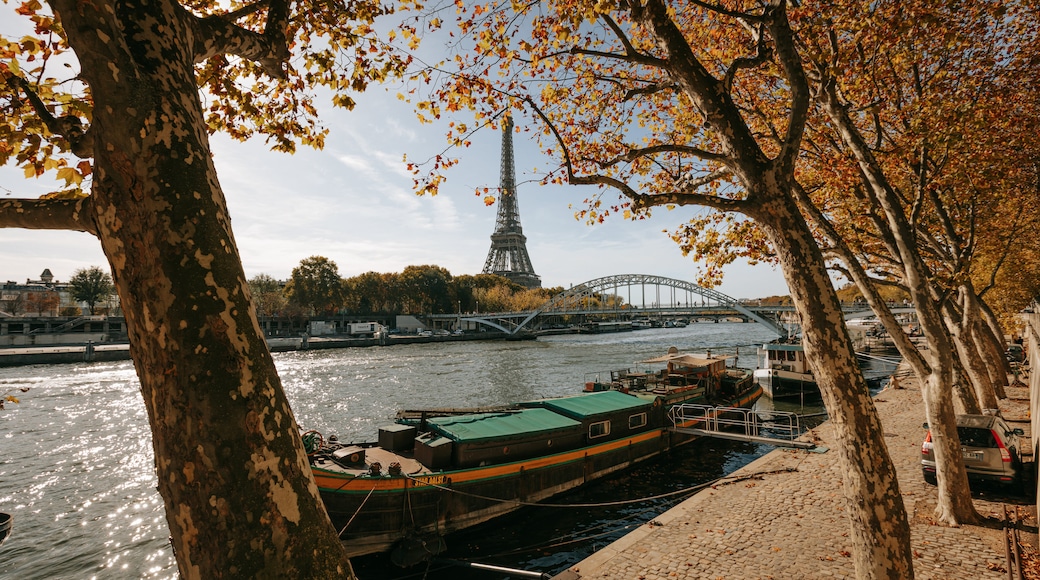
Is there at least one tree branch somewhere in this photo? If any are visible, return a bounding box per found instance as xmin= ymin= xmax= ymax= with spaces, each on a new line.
xmin=679 ymin=169 xmax=732 ymax=190
xmin=4 ymin=73 xmax=94 ymax=158
xmin=622 ymin=81 xmax=678 ymax=102
xmin=0 ymin=197 xmax=97 ymax=236
xmin=194 ymin=0 xmax=291 ymax=79
xmin=591 ymin=143 xmax=728 ymax=169
xmin=723 ymin=21 xmax=770 ymax=94
xmin=792 ymin=181 xmax=928 ymax=372
xmin=562 ymin=12 xmax=666 ymax=68
xmin=627 ymin=188 xmax=749 ymax=213
xmin=766 ymin=0 xmax=810 ymax=178
xmin=688 ymin=0 xmax=766 ymax=21
xmin=526 ymin=96 xmax=746 ymax=215
xmin=569 ymin=46 xmax=663 ymax=68
xmin=974 ymin=184 xmax=1026 ymax=297
xmin=629 ymin=0 xmax=768 ymax=184
xmin=599 ymin=12 xmax=662 ymax=66
xmin=217 ymin=0 xmax=270 ymax=22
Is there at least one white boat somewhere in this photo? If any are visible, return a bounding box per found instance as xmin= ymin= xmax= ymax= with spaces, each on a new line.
xmin=752 ymin=342 xmax=820 ymax=400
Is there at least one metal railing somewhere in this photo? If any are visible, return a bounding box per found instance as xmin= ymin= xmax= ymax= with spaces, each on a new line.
xmin=668 ymin=403 xmax=816 ymax=449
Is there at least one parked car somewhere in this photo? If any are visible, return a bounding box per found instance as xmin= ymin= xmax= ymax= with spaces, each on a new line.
xmin=1006 ymin=344 xmax=1025 ymax=363
xmin=921 ymin=414 xmax=1025 ymax=491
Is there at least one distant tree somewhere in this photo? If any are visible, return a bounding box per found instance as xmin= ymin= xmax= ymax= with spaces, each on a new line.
xmin=398 ymin=265 xmax=454 ymax=313
xmin=452 ymin=273 xmax=521 ymax=312
xmin=511 ymin=288 xmax=553 ymax=311
xmin=472 ymin=285 xmax=514 ymax=313
xmin=542 ymin=286 xmax=565 ymax=298
xmin=23 ymin=291 xmax=60 ymax=316
xmin=7 ymin=293 xmax=26 ymax=316
xmin=288 ymin=256 xmax=345 ymax=316
xmin=247 ymin=273 xmax=287 ymax=317
xmin=68 ymin=266 xmax=114 ymax=315
xmin=344 ymin=271 xmax=393 ymax=314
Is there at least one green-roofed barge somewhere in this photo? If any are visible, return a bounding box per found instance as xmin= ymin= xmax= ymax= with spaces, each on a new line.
xmin=306 ymin=348 xmax=761 ymax=566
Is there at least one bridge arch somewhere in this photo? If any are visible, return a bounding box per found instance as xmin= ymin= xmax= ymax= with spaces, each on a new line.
xmin=512 ymin=274 xmax=788 ymax=336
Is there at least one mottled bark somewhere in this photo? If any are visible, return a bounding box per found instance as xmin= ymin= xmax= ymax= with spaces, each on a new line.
xmin=753 ymin=193 xmax=913 ymax=579
xmin=42 ymin=0 xmax=354 ymax=576
xmin=952 ymin=368 xmax=982 ymax=415
xmin=0 ymin=197 xmax=97 ymax=234
xmin=942 ymin=295 xmax=999 ymax=410
xmin=972 ymin=311 xmax=1010 ymax=396
xmin=614 ymin=2 xmax=917 ymax=576
xmin=979 ymin=298 xmax=1009 ymax=354
xmin=819 ymin=81 xmax=979 ymax=525
xmin=791 ymin=182 xmax=928 ymax=374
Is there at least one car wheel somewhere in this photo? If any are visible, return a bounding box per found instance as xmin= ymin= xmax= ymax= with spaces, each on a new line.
xmin=923 ymin=470 xmax=937 ymax=485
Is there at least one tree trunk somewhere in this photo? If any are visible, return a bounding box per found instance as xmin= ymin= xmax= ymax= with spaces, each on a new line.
xmin=50 ymin=0 xmax=353 ymax=576
xmin=619 ymin=2 xmax=915 ymax=574
xmin=978 ymin=295 xmax=1009 ymax=350
xmin=978 ymin=299 xmax=1015 ymax=386
xmin=942 ymin=297 xmax=999 ymax=410
xmin=951 ymin=366 xmax=983 ymax=415
xmin=754 ymin=193 xmax=914 ymax=579
xmin=818 ymin=84 xmax=979 ymax=526
xmin=955 ymin=284 xmax=1005 ymax=396
xmin=960 ymin=288 xmax=1002 ymax=403
xmin=922 ymin=366 xmax=980 ymax=523
xmin=971 ymin=306 xmax=1010 ymax=396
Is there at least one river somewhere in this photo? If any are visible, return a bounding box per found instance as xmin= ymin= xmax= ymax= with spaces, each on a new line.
xmin=0 ymin=323 xmax=895 ymax=579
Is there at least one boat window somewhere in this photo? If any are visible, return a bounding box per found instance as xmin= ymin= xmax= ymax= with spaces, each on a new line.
xmin=787 ymin=351 xmax=796 ymax=361
xmin=628 ymin=413 xmax=647 ymax=429
xmin=589 ymin=421 xmax=610 ymax=439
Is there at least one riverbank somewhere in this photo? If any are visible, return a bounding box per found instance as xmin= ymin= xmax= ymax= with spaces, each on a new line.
xmin=554 ymin=370 xmax=1038 ymax=579
xmin=0 ymin=331 xmax=517 ymax=367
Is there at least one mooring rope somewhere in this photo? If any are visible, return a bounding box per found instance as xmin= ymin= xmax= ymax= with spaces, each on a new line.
xmin=474 ymin=466 xmax=805 ymax=558
xmin=338 ymin=484 xmax=377 ymax=537
xmin=402 ymin=466 xmax=799 ymax=509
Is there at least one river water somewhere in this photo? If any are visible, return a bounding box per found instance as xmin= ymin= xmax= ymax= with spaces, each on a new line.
xmin=0 ymin=323 xmax=894 ymax=579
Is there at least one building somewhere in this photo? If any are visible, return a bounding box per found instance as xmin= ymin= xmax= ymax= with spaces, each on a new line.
xmin=0 ymin=268 xmax=118 ymax=317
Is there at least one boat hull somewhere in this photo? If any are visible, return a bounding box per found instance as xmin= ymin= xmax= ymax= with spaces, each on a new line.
xmin=753 ymin=368 xmax=819 ymax=400
xmin=316 ymin=427 xmax=676 ymax=559
xmin=314 ymin=385 xmax=762 ymax=560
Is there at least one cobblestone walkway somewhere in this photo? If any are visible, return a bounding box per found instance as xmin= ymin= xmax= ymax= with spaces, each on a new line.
xmin=554 ymin=374 xmax=1036 ymax=580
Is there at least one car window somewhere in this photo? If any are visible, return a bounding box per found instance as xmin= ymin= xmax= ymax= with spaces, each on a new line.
xmin=958 ymin=427 xmax=997 ymax=448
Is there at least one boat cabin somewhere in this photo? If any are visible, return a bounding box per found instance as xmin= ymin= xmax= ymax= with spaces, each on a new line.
xmin=758 ymin=343 xmax=810 ymax=375
xmin=522 ymin=390 xmax=656 ymax=445
xmin=409 ymin=408 xmax=585 ymax=469
xmin=636 ymin=349 xmax=730 ymax=399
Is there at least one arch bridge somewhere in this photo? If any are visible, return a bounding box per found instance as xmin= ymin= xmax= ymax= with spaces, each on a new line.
xmin=431 ymin=274 xmax=792 ymax=337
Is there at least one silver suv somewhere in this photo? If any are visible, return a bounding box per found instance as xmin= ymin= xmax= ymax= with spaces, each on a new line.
xmin=921 ymin=414 xmax=1025 ymax=490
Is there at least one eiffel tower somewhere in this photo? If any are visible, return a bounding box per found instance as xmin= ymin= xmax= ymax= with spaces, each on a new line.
xmin=482 ymin=115 xmax=541 ymax=289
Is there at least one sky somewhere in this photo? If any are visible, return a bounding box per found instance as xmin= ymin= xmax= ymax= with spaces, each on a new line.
xmin=0 ymin=64 xmax=792 ymax=301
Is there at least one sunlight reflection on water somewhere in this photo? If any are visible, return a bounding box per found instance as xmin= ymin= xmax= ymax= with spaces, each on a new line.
xmin=0 ymin=323 xmax=786 ymax=579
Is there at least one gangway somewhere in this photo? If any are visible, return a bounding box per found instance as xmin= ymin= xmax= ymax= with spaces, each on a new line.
xmin=668 ymin=403 xmax=820 ymax=450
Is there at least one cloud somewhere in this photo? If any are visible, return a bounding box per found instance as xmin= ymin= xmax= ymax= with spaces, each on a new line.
xmin=333 ymin=154 xmax=375 ymax=174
